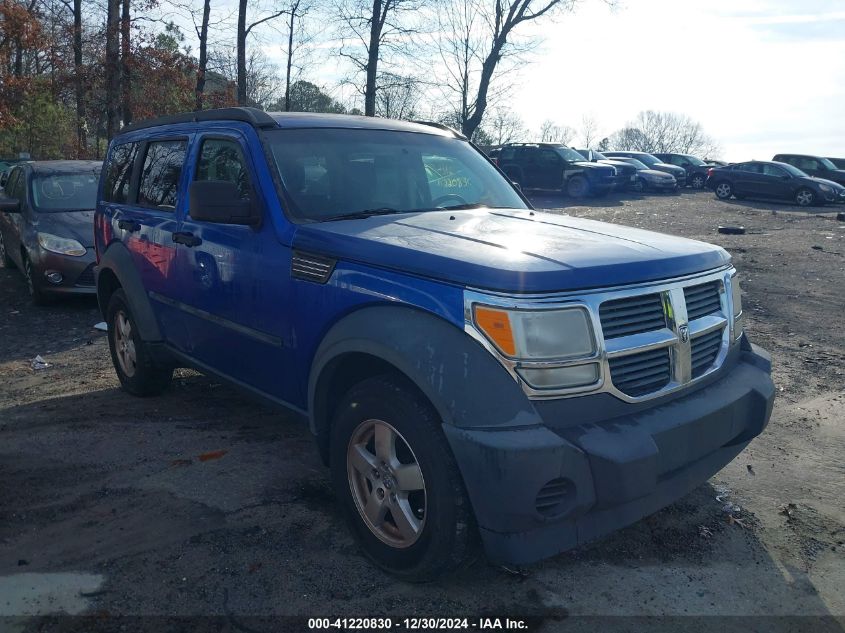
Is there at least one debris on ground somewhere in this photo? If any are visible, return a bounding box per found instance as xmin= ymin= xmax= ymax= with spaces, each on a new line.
xmin=30 ymin=355 xmax=51 ymax=370
xmin=698 ymin=525 xmax=714 ymax=538
xmin=198 ymin=449 xmax=227 ymax=462
xmin=747 ymin=464 xmax=756 ymax=476
xmin=780 ymin=503 xmax=798 ymax=519
xmin=718 ymin=225 xmax=746 ymax=235
xmin=93 ymin=322 xmax=108 ymax=332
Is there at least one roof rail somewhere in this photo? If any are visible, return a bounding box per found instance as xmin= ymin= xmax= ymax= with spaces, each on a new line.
xmin=410 ymin=120 xmax=466 ymax=139
xmin=117 ymin=107 xmax=278 ymax=136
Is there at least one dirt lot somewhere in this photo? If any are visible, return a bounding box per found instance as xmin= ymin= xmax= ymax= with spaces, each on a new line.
xmin=1 ymin=190 xmax=844 ymax=632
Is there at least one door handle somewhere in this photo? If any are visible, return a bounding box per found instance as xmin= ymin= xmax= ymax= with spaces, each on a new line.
xmin=117 ymin=219 xmax=141 ymax=232
xmin=172 ymin=231 xmax=202 ymax=247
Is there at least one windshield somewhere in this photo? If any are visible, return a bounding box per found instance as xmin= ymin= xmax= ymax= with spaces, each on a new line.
xmin=264 ymin=128 xmax=527 ymax=221
xmin=623 ymin=158 xmax=649 ymax=170
xmin=556 ymin=146 xmax=588 ymax=162
xmin=683 ymin=155 xmax=707 ymax=166
xmin=778 ymin=162 xmax=807 ymax=178
xmin=819 ymin=157 xmax=838 ymax=171
xmin=633 ymin=154 xmax=660 ymax=167
xmin=591 ymin=150 xmax=608 ymax=160
xmin=31 ymin=171 xmax=99 ymax=212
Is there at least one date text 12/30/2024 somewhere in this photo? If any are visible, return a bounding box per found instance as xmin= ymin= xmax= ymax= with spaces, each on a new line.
xmin=308 ymin=618 xmax=529 ymax=630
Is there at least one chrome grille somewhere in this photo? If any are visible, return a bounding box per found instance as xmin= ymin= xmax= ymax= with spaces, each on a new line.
xmin=291 ymin=251 xmax=335 ymax=284
xmin=608 ymin=347 xmax=671 ymax=397
xmin=599 ymin=293 xmax=666 ymax=339
xmin=691 ymin=329 xmax=723 ymax=378
xmin=684 ymin=281 xmax=722 ymax=320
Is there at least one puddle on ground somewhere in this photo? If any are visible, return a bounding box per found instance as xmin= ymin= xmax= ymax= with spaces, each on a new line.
xmin=0 ymin=572 xmax=104 ymax=616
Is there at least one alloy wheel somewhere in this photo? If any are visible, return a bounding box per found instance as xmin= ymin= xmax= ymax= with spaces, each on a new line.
xmin=347 ymin=418 xmax=426 ymax=548
xmin=692 ymin=175 xmax=704 ymax=188
xmin=796 ymin=189 xmax=814 ymax=207
xmin=113 ymin=310 xmax=137 ymax=378
xmin=715 ymin=183 xmax=731 ymax=199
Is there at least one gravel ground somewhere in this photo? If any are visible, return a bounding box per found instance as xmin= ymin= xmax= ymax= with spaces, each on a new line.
xmin=0 ymin=190 xmax=843 ymax=632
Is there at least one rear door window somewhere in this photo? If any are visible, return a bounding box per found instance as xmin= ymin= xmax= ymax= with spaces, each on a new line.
xmin=138 ymin=140 xmax=187 ymax=210
xmin=104 ymin=142 xmax=138 ymax=203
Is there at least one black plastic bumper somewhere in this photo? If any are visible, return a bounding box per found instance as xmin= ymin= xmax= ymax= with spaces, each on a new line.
xmin=443 ymin=343 xmax=775 ymax=565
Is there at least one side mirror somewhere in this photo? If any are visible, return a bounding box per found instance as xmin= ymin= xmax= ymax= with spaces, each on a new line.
xmin=0 ymin=198 xmax=21 ymax=213
xmin=188 ymin=180 xmax=258 ymax=225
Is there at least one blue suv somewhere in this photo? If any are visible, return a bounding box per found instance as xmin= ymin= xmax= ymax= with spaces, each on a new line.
xmin=94 ymin=108 xmax=775 ymax=580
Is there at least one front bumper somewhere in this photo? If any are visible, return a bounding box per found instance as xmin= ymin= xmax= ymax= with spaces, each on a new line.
xmin=821 ymin=188 xmax=845 ymax=203
xmin=30 ymin=246 xmax=97 ymax=295
xmin=646 ymin=179 xmax=678 ymax=191
xmin=444 ymin=341 xmax=774 ymax=565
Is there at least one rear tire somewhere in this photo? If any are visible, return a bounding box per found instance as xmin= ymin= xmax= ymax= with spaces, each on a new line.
xmin=714 ymin=181 xmax=733 ymax=200
xmin=106 ymin=288 xmax=173 ymax=396
xmin=795 ymin=187 xmax=816 ymax=207
xmin=691 ymin=173 xmax=706 ymax=189
xmin=330 ymin=375 xmax=476 ymax=581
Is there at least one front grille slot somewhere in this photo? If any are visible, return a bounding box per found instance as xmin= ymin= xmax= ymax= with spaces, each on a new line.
xmin=608 ymin=347 xmax=671 ymax=397
xmin=691 ymin=328 xmax=723 ymax=377
xmin=599 ymin=293 xmax=666 ymax=339
xmin=684 ymin=281 xmax=722 ymax=320
xmin=75 ymin=264 xmax=95 ymax=287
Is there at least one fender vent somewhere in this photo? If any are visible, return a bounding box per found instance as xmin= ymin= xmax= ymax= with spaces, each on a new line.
xmin=291 ymin=251 xmax=335 ymax=284
xmin=535 ymin=478 xmax=575 ymax=517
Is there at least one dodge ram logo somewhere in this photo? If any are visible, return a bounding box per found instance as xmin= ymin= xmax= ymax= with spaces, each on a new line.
xmin=679 ymin=324 xmax=690 ymax=343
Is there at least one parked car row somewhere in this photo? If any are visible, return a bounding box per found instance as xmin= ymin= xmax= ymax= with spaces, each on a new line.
xmin=486 ymin=143 xmax=722 ymax=198
xmin=705 ymin=154 xmax=845 ymax=207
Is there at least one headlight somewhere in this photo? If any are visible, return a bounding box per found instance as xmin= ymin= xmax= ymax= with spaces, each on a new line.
xmin=37 ymin=233 xmax=86 ymax=256
xmin=730 ymin=274 xmax=743 ymax=340
xmin=473 ymin=305 xmax=596 ymax=360
xmin=473 ymin=305 xmax=600 ymax=391
xmin=818 ymin=183 xmax=833 ymax=194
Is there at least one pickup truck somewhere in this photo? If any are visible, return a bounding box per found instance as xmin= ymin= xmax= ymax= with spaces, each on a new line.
xmin=94 ymin=108 xmax=775 ymax=580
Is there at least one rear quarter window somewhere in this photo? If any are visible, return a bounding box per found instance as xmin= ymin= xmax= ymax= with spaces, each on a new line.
xmin=104 ymin=142 xmax=138 ymax=203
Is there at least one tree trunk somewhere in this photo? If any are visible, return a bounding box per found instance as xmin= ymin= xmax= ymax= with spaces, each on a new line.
xmin=73 ymin=0 xmax=85 ymax=156
xmin=105 ymin=0 xmax=121 ymax=139
xmin=364 ymin=0 xmax=382 ymax=117
xmin=283 ymin=2 xmax=297 ymax=112
xmin=461 ymin=41 xmax=503 ymax=139
xmin=237 ymin=0 xmax=247 ymax=105
xmin=195 ymin=0 xmax=211 ymax=110
xmin=120 ymin=0 xmax=132 ymax=125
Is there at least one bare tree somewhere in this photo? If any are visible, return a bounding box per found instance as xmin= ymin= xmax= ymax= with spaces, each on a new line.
xmin=579 ymin=114 xmax=600 ymax=148
xmin=210 ymin=46 xmax=279 ymax=109
xmin=375 ymin=72 xmax=420 ymax=119
xmin=105 ymin=0 xmax=120 ymax=138
xmin=539 ymin=119 xmax=573 ymax=144
xmin=483 ymin=106 xmax=525 ymax=145
xmin=120 ymin=0 xmax=131 ymax=125
xmin=335 ymin=0 xmax=420 ymax=116
xmin=279 ymin=0 xmax=316 ymax=111
xmin=195 ymin=0 xmax=211 ymax=109
xmin=237 ymin=0 xmax=288 ymax=105
xmin=436 ymin=0 xmax=576 ymax=139
xmin=609 ymin=111 xmax=720 ymax=156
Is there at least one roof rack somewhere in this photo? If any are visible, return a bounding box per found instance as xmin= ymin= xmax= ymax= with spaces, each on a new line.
xmin=410 ymin=120 xmax=466 ymax=140
xmin=117 ymin=107 xmax=278 ymax=136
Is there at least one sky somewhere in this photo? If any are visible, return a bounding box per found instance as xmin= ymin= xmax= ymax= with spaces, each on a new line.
xmin=510 ymin=0 xmax=845 ymax=161
xmin=178 ymin=0 xmax=845 ymax=163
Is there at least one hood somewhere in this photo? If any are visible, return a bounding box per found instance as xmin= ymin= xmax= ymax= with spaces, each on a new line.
xmin=819 ymin=169 xmax=845 ymax=184
xmin=653 ymin=163 xmax=686 ymax=176
xmin=573 ymin=161 xmax=614 ymax=173
xmin=33 ymin=210 xmax=95 ymax=248
xmin=599 ymin=159 xmax=635 ymax=173
xmin=641 ymin=169 xmax=675 ymax=179
xmin=808 ymin=176 xmax=845 ymax=191
xmin=294 ymin=208 xmax=730 ymax=294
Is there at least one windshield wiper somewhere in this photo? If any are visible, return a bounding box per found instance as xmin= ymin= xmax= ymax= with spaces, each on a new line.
xmin=319 ymin=207 xmax=408 ymax=222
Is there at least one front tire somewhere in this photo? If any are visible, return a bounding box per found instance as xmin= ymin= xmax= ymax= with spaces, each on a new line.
xmin=566 ymin=175 xmax=590 ymax=199
xmin=330 ymin=375 xmax=476 ymax=581
xmin=691 ymin=173 xmax=706 ymax=189
xmin=632 ymin=177 xmax=646 ymax=193
xmin=0 ymin=231 xmax=13 ymax=268
xmin=795 ymin=187 xmax=816 ymax=207
xmin=23 ymin=254 xmax=50 ymax=305
xmin=714 ymin=181 xmax=733 ymax=200
xmin=106 ymin=289 xmax=173 ymax=396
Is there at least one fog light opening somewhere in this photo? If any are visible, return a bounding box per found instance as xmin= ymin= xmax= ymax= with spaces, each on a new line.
xmin=535 ymin=478 xmax=576 ymax=518
xmin=45 ymin=271 xmax=63 ymax=285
